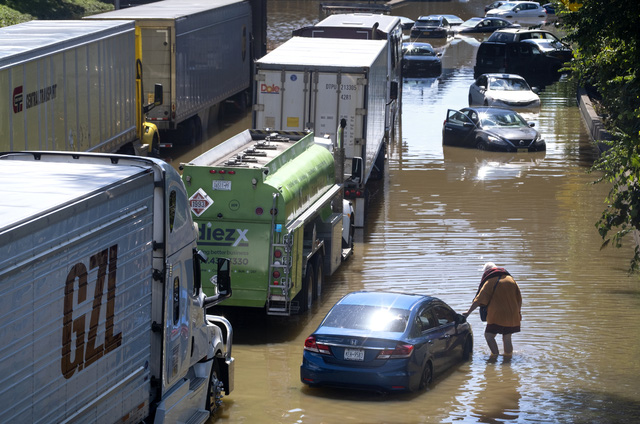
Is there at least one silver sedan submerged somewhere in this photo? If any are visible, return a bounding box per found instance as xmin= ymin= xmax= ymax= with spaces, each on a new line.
xmin=469 ymin=73 xmax=541 ymax=108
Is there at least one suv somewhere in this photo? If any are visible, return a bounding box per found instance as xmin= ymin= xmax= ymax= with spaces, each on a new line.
xmin=473 ymin=40 xmax=563 ymax=81
xmin=488 ymin=28 xmax=562 ymax=43
xmin=410 ymin=15 xmax=451 ymax=38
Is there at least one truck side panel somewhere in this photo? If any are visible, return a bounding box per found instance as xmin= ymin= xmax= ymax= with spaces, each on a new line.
xmin=0 ymin=167 xmax=155 ymax=423
xmin=0 ymin=21 xmax=137 ymax=153
xmin=173 ymin=5 xmax=252 ymax=126
xmin=362 ymin=49 xmax=387 ymax=182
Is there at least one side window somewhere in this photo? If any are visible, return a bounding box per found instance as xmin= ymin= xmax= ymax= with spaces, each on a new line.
xmin=433 ymin=305 xmax=456 ymax=326
xmin=418 ymin=308 xmax=436 ymax=332
xmin=169 ymin=188 xmax=189 ymax=234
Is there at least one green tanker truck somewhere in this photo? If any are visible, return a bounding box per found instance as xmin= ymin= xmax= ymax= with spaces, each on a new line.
xmin=181 ymin=130 xmax=353 ymax=315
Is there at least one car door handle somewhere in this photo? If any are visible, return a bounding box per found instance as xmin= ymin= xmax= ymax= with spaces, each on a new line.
xmin=439 ymin=334 xmax=450 ymax=340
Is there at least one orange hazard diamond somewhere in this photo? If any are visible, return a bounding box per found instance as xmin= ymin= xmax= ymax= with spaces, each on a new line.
xmin=189 ymin=188 xmax=213 ymax=217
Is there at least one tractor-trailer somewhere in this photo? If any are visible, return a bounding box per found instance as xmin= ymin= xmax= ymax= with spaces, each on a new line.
xmin=181 ymin=130 xmax=353 ymax=315
xmin=292 ymin=13 xmax=403 ymax=142
xmin=0 ymin=151 xmax=233 ymax=423
xmin=0 ymin=20 xmax=159 ymax=155
xmin=86 ymin=0 xmax=253 ymax=148
xmin=252 ymin=37 xmax=388 ymax=227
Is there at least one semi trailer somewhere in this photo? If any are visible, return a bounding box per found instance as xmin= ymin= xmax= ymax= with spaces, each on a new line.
xmin=86 ymin=0 xmax=256 ymax=148
xmin=181 ymin=129 xmax=353 ymax=315
xmin=252 ymin=37 xmax=392 ymax=227
xmin=0 ymin=20 xmax=161 ymax=155
xmin=292 ymin=13 xmax=404 ymax=142
xmin=0 ymin=151 xmax=233 ymax=423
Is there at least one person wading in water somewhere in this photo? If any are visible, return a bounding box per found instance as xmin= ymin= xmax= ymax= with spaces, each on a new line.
xmin=463 ymin=262 xmax=522 ymax=357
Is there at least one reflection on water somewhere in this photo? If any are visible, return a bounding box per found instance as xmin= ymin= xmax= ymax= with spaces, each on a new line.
xmin=191 ymin=1 xmax=640 ymax=422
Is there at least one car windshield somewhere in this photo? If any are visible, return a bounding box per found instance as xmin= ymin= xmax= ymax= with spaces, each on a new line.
xmin=321 ymin=304 xmax=410 ymax=333
xmin=478 ymin=110 xmax=528 ymax=128
xmin=488 ymin=77 xmax=531 ymax=91
xmin=460 ymin=18 xmax=482 ymax=28
xmin=404 ymin=45 xmax=436 ymax=56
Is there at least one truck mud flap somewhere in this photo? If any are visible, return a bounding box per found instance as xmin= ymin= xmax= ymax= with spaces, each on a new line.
xmin=218 ymin=356 xmax=235 ymax=395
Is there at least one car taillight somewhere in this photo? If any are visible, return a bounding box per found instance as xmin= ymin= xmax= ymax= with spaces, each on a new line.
xmin=304 ymin=336 xmax=331 ymax=355
xmin=376 ymin=343 xmax=414 ymax=359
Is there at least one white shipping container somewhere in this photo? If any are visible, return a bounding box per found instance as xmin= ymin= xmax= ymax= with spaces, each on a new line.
xmin=86 ymin=0 xmax=253 ymax=144
xmin=0 ymin=20 xmax=138 ymax=153
xmin=253 ymin=37 xmax=388 ymax=187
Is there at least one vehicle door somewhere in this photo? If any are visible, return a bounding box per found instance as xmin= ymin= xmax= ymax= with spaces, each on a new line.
xmin=443 ymin=109 xmax=476 ymax=147
xmin=470 ymin=75 xmax=488 ymax=104
xmin=432 ymin=303 xmax=461 ymax=369
xmin=163 ymin=171 xmax=198 ymax=388
xmin=509 ymin=43 xmax=538 ymax=77
xmin=413 ymin=305 xmax=448 ymax=372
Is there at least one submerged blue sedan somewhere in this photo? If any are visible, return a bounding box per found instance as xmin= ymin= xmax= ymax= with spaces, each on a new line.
xmin=300 ymin=291 xmax=472 ymax=393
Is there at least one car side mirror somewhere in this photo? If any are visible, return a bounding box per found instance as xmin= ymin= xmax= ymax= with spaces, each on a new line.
xmin=532 ymin=87 xmax=540 ymax=94
xmin=455 ymin=313 xmax=467 ymax=324
xmin=528 ymin=122 xmax=536 ymax=127
xmin=203 ymin=257 xmax=232 ymax=308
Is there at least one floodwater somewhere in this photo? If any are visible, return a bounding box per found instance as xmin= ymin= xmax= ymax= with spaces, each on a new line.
xmin=165 ymin=0 xmax=640 ymax=422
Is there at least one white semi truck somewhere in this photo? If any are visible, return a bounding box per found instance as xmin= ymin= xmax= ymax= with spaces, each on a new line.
xmin=86 ymin=0 xmax=255 ymax=148
xmin=0 ymin=20 xmax=161 ymax=155
xmin=252 ymin=37 xmax=392 ymax=227
xmin=0 ymin=151 xmax=233 ymax=423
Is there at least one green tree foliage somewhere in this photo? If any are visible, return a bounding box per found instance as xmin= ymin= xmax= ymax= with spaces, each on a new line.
xmin=561 ymin=0 xmax=640 ymax=272
xmin=0 ymin=0 xmax=113 ymax=23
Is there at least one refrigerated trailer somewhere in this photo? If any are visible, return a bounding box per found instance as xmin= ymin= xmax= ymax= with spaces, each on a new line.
xmin=252 ymin=37 xmax=390 ymax=227
xmin=0 ymin=151 xmax=233 ymax=423
xmin=0 ymin=20 xmax=160 ymax=155
xmin=181 ymin=130 xmax=353 ymax=315
xmin=292 ymin=13 xmax=403 ymax=141
xmin=86 ymin=0 xmax=254 ymax=148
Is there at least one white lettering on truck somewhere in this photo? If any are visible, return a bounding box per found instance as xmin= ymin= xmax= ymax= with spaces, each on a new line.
xmin=199 ymin=225 xmax=249 ymax=247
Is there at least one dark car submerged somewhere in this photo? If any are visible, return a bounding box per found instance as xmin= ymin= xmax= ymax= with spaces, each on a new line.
xmin=402 ymin=42 xmax=442 ymax=77
xmin=442 ymin=106 xmax=546 ymax=152
xmin=300 ymin=291 xmax=472 ymax=393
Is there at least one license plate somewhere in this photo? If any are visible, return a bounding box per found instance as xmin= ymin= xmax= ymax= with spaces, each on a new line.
xmin=517 ymin=148 xmax=529 ymax=153
xmin=212 ymin=180 xmax=231 ymax=191
xmin=344 ymin=348 xmax=365 ymax=361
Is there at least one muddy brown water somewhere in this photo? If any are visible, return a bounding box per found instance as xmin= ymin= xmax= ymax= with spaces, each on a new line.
xmin=162 ymin=1 xmax=640 ymax=422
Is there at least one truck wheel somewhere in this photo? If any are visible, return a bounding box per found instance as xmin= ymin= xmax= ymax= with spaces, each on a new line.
xmin=205 ymin=359 xmax=223 ymax=416
xmin=181 ymin=119 xmax=197 ymax=145
xmin=194 ymin=116 xmax=203 ymax=143
xmin=150 ymin=133 xmax=160 ymax=158
xmin=314 ymin=255 xmax=324 ymax=300
xmin=295 ymin=266 xmax=314 ymax=313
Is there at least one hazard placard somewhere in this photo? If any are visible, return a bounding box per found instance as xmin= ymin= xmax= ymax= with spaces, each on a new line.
xmin=189 ymin=188 xmax=213 ymax=217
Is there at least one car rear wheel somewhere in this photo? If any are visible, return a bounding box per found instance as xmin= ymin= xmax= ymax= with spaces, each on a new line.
xmin=462 ymin=336 xmax=473 ymax=361
xmin=419 ymin=361 xmax=433 ymax=390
